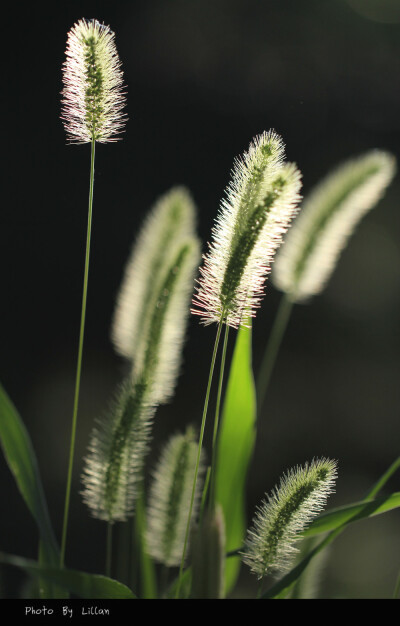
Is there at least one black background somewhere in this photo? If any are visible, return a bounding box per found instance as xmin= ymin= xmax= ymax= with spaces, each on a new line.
xmin=2 ymin=0 xmax=400 ymax=598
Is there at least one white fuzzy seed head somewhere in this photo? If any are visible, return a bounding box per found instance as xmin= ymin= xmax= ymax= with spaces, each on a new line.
xmin=61 ymin=18 xmax=127 ymax=143
xmin=145 ymin=428 xmax=205 ymax=567
xmin=81 ymin=380 xmax=154 ymax=522
xmin=136 ymin=238 xmax=201 ymax=405
xmin=242 ymin=458 xmax=337 ymax=579
xmin=273 ymin=150 xmax=397 ymax=302
xmin=111 ymin=187 xmax=201 ymax=405
xmin=192 ymin=131 xmax=302 ymax=328
xmin=112 ymin=187 xmax=197 ymax=360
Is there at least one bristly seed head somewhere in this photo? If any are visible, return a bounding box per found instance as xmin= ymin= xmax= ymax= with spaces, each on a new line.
xmin=272 ymin=150 xmax=396 ymax=302
xmin=242 ymin=458 xmax=337 ymax=579
xmin=145 ymin=427 xmax=206 ymax=567
xmin=191 ymin=131 xmax=302 ymax=328
xmin=61 ymin=18 xmax=127 ymax=143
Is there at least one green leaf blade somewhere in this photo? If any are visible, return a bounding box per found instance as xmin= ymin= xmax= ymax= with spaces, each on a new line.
xmin=214 ymin=325 xmax=256 ymax=595
xmin=0 ymin=553 xmax=135 ymax=599
xmin=303 ymin=492 xmax=400 ymax=537
xmin=0 ymin=383 xmax=63 ymax=595
xmin=264 ymin=492 xmax=400 ymax=599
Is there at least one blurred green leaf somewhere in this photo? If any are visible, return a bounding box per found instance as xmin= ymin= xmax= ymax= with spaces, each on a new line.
xmin=214 ymin=325 xmax=256 ymax=596
xmin=0 ymin=552 xmax=135 ymax=599
xmin=0 ymin=383 xmax=64 ymax=597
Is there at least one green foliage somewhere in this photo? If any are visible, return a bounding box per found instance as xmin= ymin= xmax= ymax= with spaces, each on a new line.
xmin=303 ymin=492 xmax=400 ymax=538
xmin=2 ymin=23 xmax=399 ymax=597
xmin=214 ymin=324 xmax=256 ymax=594
xmin=191 ymin=506 xmax=226 ymax=599
xmin=0 ymin=553 xmax=135 ymax=599
xmin=0 ymin=386 xmax=60 ymax=567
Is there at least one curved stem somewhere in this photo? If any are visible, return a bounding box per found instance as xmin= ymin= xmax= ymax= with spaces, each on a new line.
xmin=256 ymin=293 xmax=293 ymax=416
xmin=60 ymin=138 xmax=96 ymax=567
xmin=209 ymin=324 xmax=230 ymax=511
xmin=176 ymin=319 xmax=224 ymax=598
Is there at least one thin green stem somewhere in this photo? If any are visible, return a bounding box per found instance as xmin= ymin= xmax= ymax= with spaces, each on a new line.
xmin=209 ymin=324 xmax=230 ymax=511
xmin=200 ymin=466 xmax=211 ymax=520
xmin=60 ymin=138 xmax=96 ymax=567
xmin=106 ymin=523 xmax=113 ymax=578
xmin=134 ymin=487 xmax=157 ymax=599
xmin=175 ymin=319 xmax=224 ymax=598
xmin=263 ymin=457 xmax=400 ymax=599
xmin=366 ymin=456 xmax=400 ymax=500
xmin=256 ymin=293 xmax=293 ymax=416
xmin=393 ymin=569 xmax=400 ymax=599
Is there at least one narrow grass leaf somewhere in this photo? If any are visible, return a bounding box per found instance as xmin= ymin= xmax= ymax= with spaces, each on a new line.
xmin=264 ymin=492 xmax=400 ymax=598
xmin=264 ymin=458 xmax=400 ymax=598
xmin=288 ymin=536 xmax=331 ymax=599
xmin=214 ymin=325 xmax=256 ymax=594
xmin=303 ymin=491 xmax=400 ymax=537
xmin=0 ymin=553 xmax=135 ymax=599
xmin=0 ymin=385 xmax=60 ymax=567
xmin=365 ymin=456 xmax=400 ymax=500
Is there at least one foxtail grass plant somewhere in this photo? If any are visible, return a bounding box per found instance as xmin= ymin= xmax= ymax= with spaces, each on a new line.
xmin=146 ymin=428 xmax=205 ymax=570
xmin=257 ymin=150 xmax=397 ymax=412
xmin=177 ymin=131 xmax=303 ymax=595
xmin=60 ymin=18 xmax=127 ymax=567
xmin=242 ymin=458 xmax=337 ymax=596
xmin=81 ymin=188 xmax=200 ymax=525
xmin=1 ymin=21 xmax=400 ymax=596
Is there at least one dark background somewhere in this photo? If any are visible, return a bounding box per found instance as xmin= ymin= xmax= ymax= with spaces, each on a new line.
xmin=2 ymin=0 xmax=400 ymax=598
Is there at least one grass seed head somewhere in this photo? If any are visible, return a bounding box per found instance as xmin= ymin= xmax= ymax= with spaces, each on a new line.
xmin=61 ymin=18 xmax=127 ymax=143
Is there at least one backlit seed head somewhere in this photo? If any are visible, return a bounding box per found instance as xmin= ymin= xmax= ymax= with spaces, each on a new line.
xmin=192 ymin=131 xmax=302 ymax=328
xmin=145 ymin=428 xmax=205 ymax=566
xmin=242 ymin=458 xmax=337 ymax=579
xmin=273 ymin=150 xmax=396 ymax=302
xmin=61 ymin=18 xmax=127 ymax=143
xmin=111 ymin=187 xmax=201 ymax=405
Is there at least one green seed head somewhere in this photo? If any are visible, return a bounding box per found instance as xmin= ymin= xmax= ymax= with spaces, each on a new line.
xmin=242 ymin=458 xmax=337 ymax=579
xmin=145 ymin=428 xmax=206 ymax=566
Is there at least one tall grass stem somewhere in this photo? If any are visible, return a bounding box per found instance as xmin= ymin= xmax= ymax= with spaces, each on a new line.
xmin=256 ymin=294 xmax=293 ymax=415
xmin=209 ymin=324 xmax=230 ymax=511
xmin=176 ymin=319 xmax=224 ymax=597
xmin=60 ymin=138 xmax=96 ymax=567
